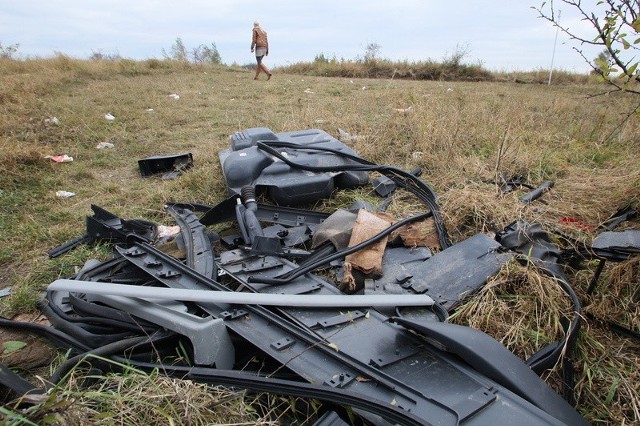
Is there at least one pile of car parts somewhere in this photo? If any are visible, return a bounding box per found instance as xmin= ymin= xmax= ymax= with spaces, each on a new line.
xmin=2 ymin=128 xmax=590 ymax=425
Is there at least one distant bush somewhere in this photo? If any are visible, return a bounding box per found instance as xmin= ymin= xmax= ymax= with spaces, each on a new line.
xmin=162 ymin=37 xmax=222 ymax=65
xmin=118 ymin=59 xmax=142 ymax=76
xmin=90 ymin=50 xmax=122 ymax=61
xmin=191 ymin=43 xmax=222 ymax=65
xmin=145 ymin=58 xmax=172 ymax=70
xmin=0 ymin=41 xmax=20 ymax=59
xmin=492 ymin=69 xmax=591 ymax=85
xmin=281 ymin=57 xmax=494 ymax=81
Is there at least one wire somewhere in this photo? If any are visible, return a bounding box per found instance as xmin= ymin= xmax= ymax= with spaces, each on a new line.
xmin=248 ymin=211 xmax=433 ymax=285
xmin=256 ymin=141 xmax=450 ymax=248
xmin=48 ymin=335 xmax=154 ymax=386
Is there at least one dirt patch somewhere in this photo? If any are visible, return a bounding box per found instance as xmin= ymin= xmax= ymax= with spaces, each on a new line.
xmin=0 ymin=313 xmax=55 ymax=370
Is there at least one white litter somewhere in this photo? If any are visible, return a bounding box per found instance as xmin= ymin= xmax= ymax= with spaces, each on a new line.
xmin=44 ymin=117 xmax=60 ymax=125
xmin=169 ymin=93 xmax=180 ymax=100
xmin=45 ymin=155 xmax=73 ymax=163
xmin=304 ymin=88 xmax=315 ymax=94
xmin=104 ymin=113 xmax=115 ymax=121
xmin=394 ymin=106 xmax=414 ymax=113
xmin=337 ymin=128 xmax=362 ymax=142
xmin=55 ymin=191 xmax=76 ymax=198
xmin=146 ymin=108 xmax=154 ymax=112
xmin=96 ymin=142 xmax=115 ymax=149
xmin=157 ymin=225 xmax=181 ymax=238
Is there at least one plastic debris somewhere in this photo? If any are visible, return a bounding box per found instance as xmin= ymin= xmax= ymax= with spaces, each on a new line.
xmin=44 ymin=117 xmax=60 ymax=125
xmin=447 ymin=88 xmax=453 ymax=92
xmin=55 ymin=191 xmax=76 ymax=198
xmin=157 ymin=225 xmax=181 ymax=238
xmin=169 ymin=93 xmax=180 ymax=100
xmin=138 ymin=153 xmax=193 ymax=178
xmin=45 ymin=155 xmax=73 ymax=163
xmin=560 ymin=217 xmax=595 ymax=230
xmin=146 ymin=108 xmax=154 ymax=112
xmin=96 ymin=142 xmax=115 ymax=149
xmin=104 ymin=113 xmax=115 ymax=121
xmin=303 ymin=88 xmax=314 ymax=94
xmin=337 ymin=128 xmax=362 ymax=143
xmin=394 ymin=106 xmax=414 ymax=113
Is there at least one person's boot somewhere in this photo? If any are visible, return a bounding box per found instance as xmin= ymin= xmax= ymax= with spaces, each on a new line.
xmin=260 ymin=64 xmax=271 ymax=80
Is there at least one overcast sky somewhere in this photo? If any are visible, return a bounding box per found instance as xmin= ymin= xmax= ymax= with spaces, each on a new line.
xmin=1 ymin=1 xmax=606 ymax=72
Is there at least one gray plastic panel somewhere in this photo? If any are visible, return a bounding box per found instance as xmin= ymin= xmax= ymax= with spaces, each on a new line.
xmin=408 ymin=234 xmax=512 ymax=309
xmin=220 ymin=128 xmax=369 ymax=205
xmin=592 ymin=230 xmax=640 ymax=252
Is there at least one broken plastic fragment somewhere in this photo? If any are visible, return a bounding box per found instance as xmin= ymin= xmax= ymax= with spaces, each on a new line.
xmin=169 ymin=93 xmax=180 ymax=100
xmin=104 ymin=113 xmax=115 ymax=121
xmin=55 ymin=190 xmax=75 ymax=198
xmin=157 ymin=225 xmax=181 ymax=238
xmin=45 ymin=155 xmax=73 ymax=163
xmin=559 ymin=217 xmax=594 ymax=230
xmin=394 ymin=106 xmax=414 ymax=113
xmin=337 ymin=128 xmax=362 ymax=142
xmin=96 ymin=142 xmax=114 ymax=149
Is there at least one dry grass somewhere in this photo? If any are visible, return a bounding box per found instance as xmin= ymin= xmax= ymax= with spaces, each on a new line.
xmin=2 ymin=364 xmax=318 ymax=425
xmin=1 ymin=57 xmax=639 ymax=424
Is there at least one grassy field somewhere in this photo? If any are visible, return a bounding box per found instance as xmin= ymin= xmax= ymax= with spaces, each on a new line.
xmin=1 ymin=57 xmax=639 ymax=424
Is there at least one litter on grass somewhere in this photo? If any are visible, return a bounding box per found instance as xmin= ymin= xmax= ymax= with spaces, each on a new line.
xmin=55 ymin=190 xmax=75 ymax=198
xmin=45 ymin=155 xmax=73 ymax=163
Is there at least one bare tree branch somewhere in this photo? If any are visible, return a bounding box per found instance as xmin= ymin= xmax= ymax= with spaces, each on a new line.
xmin=533 ymin=0 xmax=640 ymax=86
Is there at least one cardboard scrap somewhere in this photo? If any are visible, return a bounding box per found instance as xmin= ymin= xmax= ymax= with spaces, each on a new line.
xmin=341 ymin=209 xmax=393 ymax=291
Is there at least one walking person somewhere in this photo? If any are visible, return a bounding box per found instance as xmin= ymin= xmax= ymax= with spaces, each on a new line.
xmin=251 ymin=21 xmax=272 ymax=80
